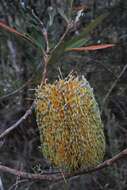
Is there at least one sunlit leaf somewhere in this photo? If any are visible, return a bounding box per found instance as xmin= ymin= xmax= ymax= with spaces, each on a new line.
xmin=67 ymin=44 xmax=115 ymax=51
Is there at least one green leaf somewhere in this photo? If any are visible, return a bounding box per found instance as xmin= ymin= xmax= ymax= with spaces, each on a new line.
xmin=48 ymin=41 xmax=66 ymax=65
xmin=64 ymin=12 xmax=109 ymax=49
xmin=48 ymin=12 xmax=109 ymax=65
xmin=65 ymin=38 xmax=89 ymax=50
xmin=0 ymin=22 xmax=44 ymax=53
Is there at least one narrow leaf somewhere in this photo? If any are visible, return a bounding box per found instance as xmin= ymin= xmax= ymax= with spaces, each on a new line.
xmin=0 ymin=22 xmax=42 ymax=50
xmin=48 ymin=12 xmax=109 ymax=65
xmin=67 ymin=44 xmax=115 ymax=51
xmin=64 ymin=12 xmax=109 ymax=49
xmin=65 ymin=38 xmax=89 ymax=50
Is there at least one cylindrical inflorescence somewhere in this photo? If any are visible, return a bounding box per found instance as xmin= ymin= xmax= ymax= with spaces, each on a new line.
xmin=35 ymin=75 xmax=105 ymax=171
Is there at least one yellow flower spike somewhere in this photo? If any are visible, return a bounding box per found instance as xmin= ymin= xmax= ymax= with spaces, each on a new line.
xmin=35 ymin=75 xmax=105 ymax=171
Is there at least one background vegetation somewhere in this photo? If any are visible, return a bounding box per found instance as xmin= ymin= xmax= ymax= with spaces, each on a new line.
xmin=0 ymin=0 xmax=127 ymax=189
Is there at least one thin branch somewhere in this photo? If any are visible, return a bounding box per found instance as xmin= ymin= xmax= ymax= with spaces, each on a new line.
xmin=0 ymin=65 xmax=42 ymax=139
xmin=68 ymin=148 xmax=127 ymax=177
xmin=42 ymin=54 xmax=49 ymax=84
xmin=0 ymin=62 xmax=46 ymax=140
xmin=0 ymin=28 xmax=48 ymax=141
xmin=51 ymin=24 xmax=71 ymax=54
xmin=0 ymin=57 xmax=48 ymax=140
xmin=0 ymin=164 xmax=59 ymax=181
xmin=102 ymin=63 xmax=127 ymax=110
xmin=0 ymin=148 xmax=127 ymax=181
xmin=31 ymin=9 xmax=49 ymax=53
xmin=8 ymin=179 xmax=28 ymax=190
xmin=0 ymin=64 xmax=41 ymax=101
xmin=0 ymin=80 xmax=30 ymax=101
xmin=0 ymin=102 xmax=35 ymax=140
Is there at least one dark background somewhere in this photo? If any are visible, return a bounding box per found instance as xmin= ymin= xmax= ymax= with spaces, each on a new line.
xmin=0 ymin=0 xmax=127 ymax=189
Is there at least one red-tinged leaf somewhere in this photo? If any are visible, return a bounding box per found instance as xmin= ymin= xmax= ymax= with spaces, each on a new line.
xmin=67 ymin=44 xmax=115 ymax=51
xmin=0 ymin=22 xmax=39 ymax=49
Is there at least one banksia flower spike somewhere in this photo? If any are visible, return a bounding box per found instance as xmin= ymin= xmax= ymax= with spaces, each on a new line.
xmin=35 ymin=75 xmax=105 ymax=171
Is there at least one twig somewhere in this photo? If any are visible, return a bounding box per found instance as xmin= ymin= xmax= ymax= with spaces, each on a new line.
xmin=0 ymin=58 xmax=48 ymax=140
xmin=42 ymin=54 xmax=49 ymax=84
xmin=0 ymin=65 xmax=42 ymax=139
xmin=69 ymin=148 xmax=127 ymax=177
xmin=51 ymin=23 xmax=71 ymax=54
xmin=0 ymin=64 xmax=41 ymax=101
xmin=0 ymin=16 xmax=49 ymax=140
xmin=31 ymin=10 xmax=49 ymax=53
xmin=8 ymin=180 xmax=28 ymax=190
xmin=31 ymin=9 xmax=50 ymax=82
xmin=0 ymin=164 xmax=59 ymax=181
xmin=102 ymin=63 xmax=127 ymax=110
xmin=0 ymin=102 xmax=35 ymax=140
xmin=0 ymin=148 xmax=127 ymax=181
xmin=0 ymin=80 xmax=30 ymax=101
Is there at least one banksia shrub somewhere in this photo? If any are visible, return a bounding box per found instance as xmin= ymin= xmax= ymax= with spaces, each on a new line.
xmin=35 ymin=75 xmax=105 ymax=171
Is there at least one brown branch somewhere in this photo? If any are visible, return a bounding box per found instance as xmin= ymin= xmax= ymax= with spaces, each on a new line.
xmin=68 ymin=148 xmax=127 ymax=178
xmin=0 ymin=66 xmax=47 ymax=140
xmin=0 ymin=102 xmax=35 ymax=140
xmin=31 ymin=9 xmax=49 ymax=54
xmin=0 ymin=148 xmax=127 ymax=181
xmin=0 ymin=65 xmax=42 ymax=139
xmin=42 ymin=54 xmax=49 ymax=84
xmin=0 ymin=20 xmax=49 ymax=141
xmin=0 ymin=12 xmax=71 ymax=140
xmin=0 ymin=165 xmax=60 ymax=181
